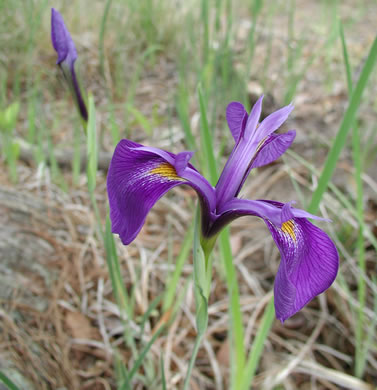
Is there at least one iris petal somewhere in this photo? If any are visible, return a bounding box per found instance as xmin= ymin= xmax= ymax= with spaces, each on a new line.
xmin=267 ymin=217 xmax=339 ymax=322
xmin=51 ymin=8 xmax=76 ymax=65
xmin=244 ymin=95 xmax=263 ymax=138
xmin=226 ymin=102 xmax=248 ymax=143
xmin=255 ymin=103 xmax=294 ymax=143
xmin=51 ymin=8 xmax=88 ymax=121
xmin=250 ymin=130 xmax=296 ymax=169
xmin=107 ymin=140 xmax=215 ymax=244
xmin=211 ymin=199 xmax=338 ymax=321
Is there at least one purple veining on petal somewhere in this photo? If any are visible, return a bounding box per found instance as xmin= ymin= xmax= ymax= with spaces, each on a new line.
xmin=250 ymin=130 xmax=296 ymax=169
xmin=232 ymin=131 xmax=296 ymax=198
xmin=210 ymin=197 xmax=339 ymax=321
xmin=254 ymin=103 xmax=294 ymax=144
xmin=107 ymin=141 xmax=183 ymax=244
xmin=267 ymin=218 xmax=339 ymax=322
xmin=226 ymin=102 xmax=248 ymax=143
xmin=107 ymin=140 xmax=215 ymax=244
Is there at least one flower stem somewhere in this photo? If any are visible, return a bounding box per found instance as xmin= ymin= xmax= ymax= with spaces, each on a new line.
xmin=182 ymin=327 xmax=206 ymax=390
xmin=183 ymin=205 xmax=211 ymax=388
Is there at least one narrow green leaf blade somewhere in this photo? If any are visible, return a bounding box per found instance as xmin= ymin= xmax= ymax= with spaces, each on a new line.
xmin=0 ymin=372 xmax=22 ymax=390
xmin=86 ymin=95 xmax=98 ymax=193
xmin=308 ymin=35 xmax=377 ymax=214
xmin=197 ymin=84 xmax=218 ymax=184
xmin=241 ymin=297 xmax=275 ymax=390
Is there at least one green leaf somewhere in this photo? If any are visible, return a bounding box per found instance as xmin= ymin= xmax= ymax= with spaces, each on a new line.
xmin=240 ymin=296 xmax=275 ymax=389
xmin=86 ymin=95 xmax=98 ymax=193
xmin=308 ymin=34 xmax=377 ymax=214
xmin=197 ymin=84 xmax=218 ymax=184
xmin=0 ymin=371 xmax=22 ymax=390
xmin=0 ymin=101 xmax=19 ymax=131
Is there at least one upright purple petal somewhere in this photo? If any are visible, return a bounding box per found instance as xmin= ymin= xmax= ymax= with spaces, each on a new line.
xmin=243 ymin=95 xmax=263 ymax=138
xmin=226 ymin=102 xmax=248 ymax=143
xmin=216 ymin=96 xmax=293 ymax=207
xmin=107 ymin=140 xmax=215 ymax=244
xmin=250 ymin=130 xmax=296 ymax=169
xmin=228 ymin=131 xmax=296 ymax=197
xmin=254 ymin=103 xmax=294 ymax=143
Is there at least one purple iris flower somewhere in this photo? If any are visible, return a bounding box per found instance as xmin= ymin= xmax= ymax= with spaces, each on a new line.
xmin=107 ymin=96 xmax=339 ymax=322
xmin=51 ymin=8 xmax=88 ymax=121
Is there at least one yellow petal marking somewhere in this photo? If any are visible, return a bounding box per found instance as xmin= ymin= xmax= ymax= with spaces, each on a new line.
xmin=149 ymin=162 xmax=185 ymax=181
xmin=281 ymin=220 xmax=296 ymax=241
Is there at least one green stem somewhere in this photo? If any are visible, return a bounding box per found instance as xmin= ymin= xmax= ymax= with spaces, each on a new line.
xmin=220 ymin=229 xmax=245 ymax=386
xmin=183 ymin=331 xmax=205 ymax=390
xmin=184 ymin=206 xmax=211 ymax=387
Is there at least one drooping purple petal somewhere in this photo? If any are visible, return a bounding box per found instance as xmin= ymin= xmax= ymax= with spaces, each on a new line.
xmin=211 ymin=198 xmax=338 ymax=321
xmin=250 ymin=130 xmax=296 ymax=169
xmin=133 ymin=146 xmax=216 ymax=211
xmin=261 ymin=200 xmax=330 ymax=223
xmin=226 ymin=102 xmax=248 ymax=143
xmin=267 ymin=217 xmax=338 ymax=322
xmin=107 ymin=140 xmax=215 ymax=244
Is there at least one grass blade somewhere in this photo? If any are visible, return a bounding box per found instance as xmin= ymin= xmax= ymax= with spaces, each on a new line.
xmin=0 ymin=372 xmax=21 ymax=390
xmin=128 ymin=324 xmax=166 ymax=381
xmin=105 ymin=216 xmax=131 ymax=317
xmin=308 ymin=34 xmax=377 ymax=214
xmin=99 ymin=0 xmax=112 ymax=78
xmin=219 ymin=228 xmax=246 ymax=387
xmin=162 ymin=219 xmax=194 ymax=312
xmin=340 ymin=22 xmax=368 ymax=378
xmin=339 ymin=22 xmax=353 ymax=95
xmin=197 ymin=84 xmax=217 ymax=184
xmin=86 ymin=95 xmax=98 ymax=193
xmin=240 ymin=297 xmax=275 ymax=390
xmin=161 ymin=355 xmax=167 ymax=390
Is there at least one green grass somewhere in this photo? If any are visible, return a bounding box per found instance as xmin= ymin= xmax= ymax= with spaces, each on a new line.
xmin=0 ymin=372 xmax=22 ymax=390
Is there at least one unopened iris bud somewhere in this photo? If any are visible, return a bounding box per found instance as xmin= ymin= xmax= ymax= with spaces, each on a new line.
xmin=51 ymin=8 xmax=88 ymax=122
